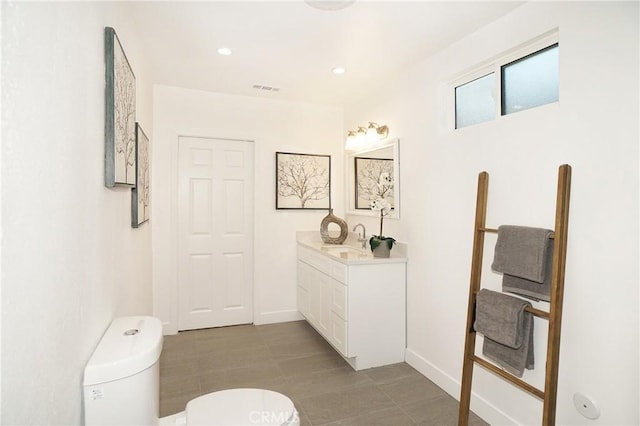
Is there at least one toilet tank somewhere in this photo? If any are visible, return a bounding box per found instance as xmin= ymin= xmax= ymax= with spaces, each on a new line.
xmin=83 ymin=316 xmax=164 ymax=425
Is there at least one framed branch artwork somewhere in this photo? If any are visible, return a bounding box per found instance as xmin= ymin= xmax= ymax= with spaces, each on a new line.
xmin=104 ymin=26 xmax=136 ymax=187
xmin=131 ymin=123 xmax=150 ymax=228
xmin=276 ymin=152 xmax=331 ymax=209
xmin=355 ymin=156 xmax=394 ymax=209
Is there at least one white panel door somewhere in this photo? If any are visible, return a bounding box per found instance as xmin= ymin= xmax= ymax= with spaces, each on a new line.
xmin=177 ymin=136 xmax=254 ymax=331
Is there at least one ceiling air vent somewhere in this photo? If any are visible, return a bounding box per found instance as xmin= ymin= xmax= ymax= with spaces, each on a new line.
xmin=252 ymin=84 xmax=280 ymax=92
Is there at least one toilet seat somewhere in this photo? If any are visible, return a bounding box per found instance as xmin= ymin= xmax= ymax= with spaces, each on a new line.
xmin=185 ymin=388 xmax=298 ymax=426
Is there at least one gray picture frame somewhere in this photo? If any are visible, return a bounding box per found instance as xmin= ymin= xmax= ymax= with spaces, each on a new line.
xmin=105 ymin=26 xmax=136 ymax=188
xmin=132 ymin=123 xmax=150 ymax=228
xmin=276 ymin=152 xmax=331 ymax=210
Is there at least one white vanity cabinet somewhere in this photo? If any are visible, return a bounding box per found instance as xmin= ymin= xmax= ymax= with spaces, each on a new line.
xmin=296 ymin=244 xmax=406 ymax=371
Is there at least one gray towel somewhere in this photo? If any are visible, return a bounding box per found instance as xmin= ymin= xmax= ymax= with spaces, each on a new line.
xmin=492 ymin=225 xmax=554 ymax=283
xmin=474 ymin=289 xmax=534 ymax=378
xmin=502 ymin=238 xmax=554 ymax=302
xmin=474 ymin=289 xmax=530 ymax=348
xmin=483 ymin=311 xmax=534 ymax=378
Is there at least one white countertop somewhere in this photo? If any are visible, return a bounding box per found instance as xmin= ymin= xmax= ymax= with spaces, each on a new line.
xmin=297 ymin=231 xmax=408 ymax=265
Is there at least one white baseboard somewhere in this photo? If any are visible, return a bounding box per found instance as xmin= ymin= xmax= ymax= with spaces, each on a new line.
xmin=405 ymin=347 xmax=517 ymax=425
xmin=253 ymin=309 xmax=303 ymax=325
xmin=159 ymin=310 xmax=303 ymax=333
xmin=162 ymin=321 xmax=178 ymax=336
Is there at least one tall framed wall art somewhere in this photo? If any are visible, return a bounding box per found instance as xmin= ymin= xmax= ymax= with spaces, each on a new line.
xmin=131 ymin=123 xmax=150 ymax=228
xmin=104 ymin=26 xmax=136 ymax=187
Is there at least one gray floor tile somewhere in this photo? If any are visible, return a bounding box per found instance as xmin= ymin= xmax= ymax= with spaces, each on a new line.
xmin=379 ymin=375 xmax=448 ymax=406
xmin=323 ymin=406 xmax=416 ymax=426
xmin=277 ymin=352 xmax=348 ymax=377
xmin=195 ymin=333 xmax=268 ymax=355
xmin=198 ymin=369 xmax=228 ymax=393
xmin=300 ymin=384 xmax=396 ymax=425
xmin=197 ymin=345 xmax=273 ymax=372
xmin=159 ymin=320 xmax=488 ymax=425
xmin=268 ymin=336 xmax=334 ymax=359
xmin=401 ymin=394 xmax=486 ymax=426
xmin=281 ymin=366 xmax=374 ymax=400
xmin=160 ymin=354 xmax=199 ymax=378
xmin=160 ymin=374 xmax=201 ymax=400
xmin=364 ymin=362 xmax=422 ymax=384
xmin=217 ymin=362 xmax=287 ymax=391
xmin=159 ymin=395 xmax=190 ymax=418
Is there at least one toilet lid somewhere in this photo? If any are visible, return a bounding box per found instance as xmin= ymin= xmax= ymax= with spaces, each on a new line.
xmin=186 ymin=388 xmax=297 ymax=426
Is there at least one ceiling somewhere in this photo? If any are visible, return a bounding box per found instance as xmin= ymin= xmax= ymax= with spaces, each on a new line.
xmin=129 ymin=1 xmax=524 ymax=107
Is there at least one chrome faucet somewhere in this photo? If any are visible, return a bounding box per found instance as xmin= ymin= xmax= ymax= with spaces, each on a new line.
xmin=353 ymin=224 xmax=367 ymax=250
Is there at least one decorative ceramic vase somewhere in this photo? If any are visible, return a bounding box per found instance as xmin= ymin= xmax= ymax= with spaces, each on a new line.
xmin=320 ymin=209 xmax=348 ymax=244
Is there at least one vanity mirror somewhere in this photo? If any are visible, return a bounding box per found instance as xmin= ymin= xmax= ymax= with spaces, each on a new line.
xmin=346 ymin=138 xmax=400 ymax=219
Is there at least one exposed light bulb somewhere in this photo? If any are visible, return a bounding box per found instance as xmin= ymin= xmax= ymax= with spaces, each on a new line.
xmin=366 ymin=122 xmax=378 ymax=139
xmin=345 ymin=130 xmax=357 ymax=150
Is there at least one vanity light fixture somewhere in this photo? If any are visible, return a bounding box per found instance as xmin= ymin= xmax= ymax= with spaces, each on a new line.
xmin=366 ymin=122 xmax=389 ymax=139
xmin=332 ymin=67 xmax=346 ymax=75
xmin=345 ymin=122 xmax=390 ymax=150
xmin=217 ymin=47 xmax=232 ymax=56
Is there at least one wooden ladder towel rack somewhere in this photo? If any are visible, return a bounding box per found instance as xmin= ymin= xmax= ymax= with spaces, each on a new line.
xmin=458 ymin=164 xmax=571 ymax=426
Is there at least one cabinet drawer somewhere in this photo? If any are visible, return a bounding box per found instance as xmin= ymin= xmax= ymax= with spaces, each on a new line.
xmin=297 ymin=245 xmax=347 ymax=283
xmin=297 ymin=245 xmax=328 ymax=273
xmin=330 ymin=312 xmax=347 ymax=356
xmin=331 ymin=281 xmax=347 ymax=320
xmin=329 ymin=261 xmax=347 ymax=284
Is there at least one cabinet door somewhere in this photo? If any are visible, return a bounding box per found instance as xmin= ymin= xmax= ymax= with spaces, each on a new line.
xmin=298 ymin=261 xmax=321 ymax=326
xmin=307 ymin=267 xmax=322 ymax=328
xmin=330 ymin=280 xmax=347 ymax=320
xmin=317 ymin=272 xmax=334 ymax=337
xmin=296 ymin=262 xmax=310 ymax=318
xmin=330 ymin=312 xmax=348 ymax=355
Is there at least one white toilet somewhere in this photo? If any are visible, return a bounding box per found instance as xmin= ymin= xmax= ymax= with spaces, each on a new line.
xmin=83 ymin=316 xmax=299 ymax=426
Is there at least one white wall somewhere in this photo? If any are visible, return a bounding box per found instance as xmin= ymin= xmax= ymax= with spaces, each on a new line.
xmin=346 ymin=2 xmax=638 ymax=425
xmin=1 ymin=2 xmax=153 ymax=424
xmin=152 ymin=85 xmax=343 ymax=332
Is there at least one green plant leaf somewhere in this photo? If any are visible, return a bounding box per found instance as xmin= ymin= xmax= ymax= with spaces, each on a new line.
xmin=385 ymin=237 xmax=396 ymax=250
xmin=369 ymin=236 xmax=395 ymax=251
xmin=369 ymin=236 xmax=382 ymax=250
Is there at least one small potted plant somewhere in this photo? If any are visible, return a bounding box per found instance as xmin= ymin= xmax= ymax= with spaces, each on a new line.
xmin=369 ymin=173 xmax=395 ymax=258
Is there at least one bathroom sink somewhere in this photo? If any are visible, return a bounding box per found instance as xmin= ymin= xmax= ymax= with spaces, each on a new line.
xmin=320 ymin=245 xmax=372 ymax=260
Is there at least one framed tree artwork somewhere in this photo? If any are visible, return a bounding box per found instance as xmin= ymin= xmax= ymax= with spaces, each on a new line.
xmin=131 ymin=123 xmax=150 ymax=228
xmin=355 ymin=156 xmax=394 ymax=209
xmin=276 ymin=152 xmax=331 ymax=209
xmin=104 ymin=26 xmax=136 ymax=187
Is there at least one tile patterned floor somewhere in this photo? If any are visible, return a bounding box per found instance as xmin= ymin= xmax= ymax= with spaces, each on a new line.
xmin=160 ymin=320 xmax=488 ymax=426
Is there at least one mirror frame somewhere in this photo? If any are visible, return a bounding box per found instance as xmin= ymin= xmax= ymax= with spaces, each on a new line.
xmin=345 ymin=138 xmax=400 ymax=219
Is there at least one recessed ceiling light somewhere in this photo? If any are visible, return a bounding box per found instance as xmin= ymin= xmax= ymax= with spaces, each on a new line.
xmin=332 ymin=67 xmax=346 ymax=75
xmin=217 ymin=47 xmax=232 ymax=56
xmin=305 ymin=0 xmax=355 ymax=11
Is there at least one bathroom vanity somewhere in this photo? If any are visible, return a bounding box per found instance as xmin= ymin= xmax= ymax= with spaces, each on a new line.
xmin=296 ymin=232 xmax=407 ymax=371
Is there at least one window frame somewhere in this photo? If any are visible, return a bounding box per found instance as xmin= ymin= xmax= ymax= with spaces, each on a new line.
xmin=500 ymin=43 xmax=559 ymax=116
xmin=447 ymin=30 xmax=559 ymax=131
xmin=454 ymin=71 xmax=496 ymax=130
